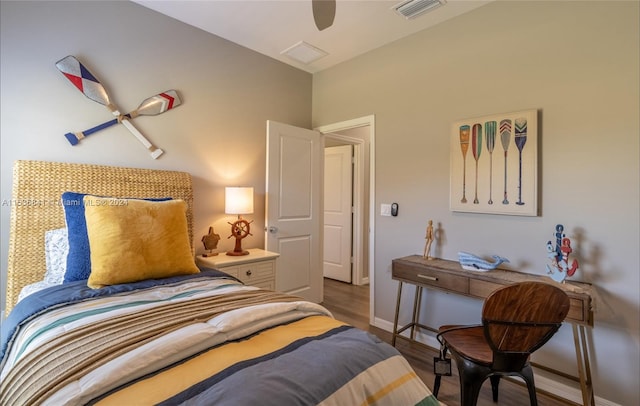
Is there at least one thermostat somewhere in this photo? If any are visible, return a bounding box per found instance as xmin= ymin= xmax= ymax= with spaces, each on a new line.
xmin=391 ymin=203 xmax=399 ymax=216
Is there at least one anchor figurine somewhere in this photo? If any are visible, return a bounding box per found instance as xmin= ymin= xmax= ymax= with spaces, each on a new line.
xmin=545 ymin=224 xmax=579 ymax=283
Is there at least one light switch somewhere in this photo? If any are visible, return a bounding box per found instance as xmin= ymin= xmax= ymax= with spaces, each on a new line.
xmin=381 ymin=204 xmax=392 ymax=216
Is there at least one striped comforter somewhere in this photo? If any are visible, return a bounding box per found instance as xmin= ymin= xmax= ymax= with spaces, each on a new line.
xmin=1 ymin=271 xmax=439 ymax=405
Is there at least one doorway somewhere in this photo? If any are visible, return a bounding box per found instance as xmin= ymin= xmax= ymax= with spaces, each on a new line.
xmin=316 ymin=115 xmax=375 ymax=323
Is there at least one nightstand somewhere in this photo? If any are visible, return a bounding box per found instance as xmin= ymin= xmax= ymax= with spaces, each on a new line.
xmin=196 ymin=248 xmax=279 ymax=290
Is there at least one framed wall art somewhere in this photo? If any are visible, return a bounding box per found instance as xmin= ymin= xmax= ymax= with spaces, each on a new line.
xmin=450 ymin=109 xmax=538 ymax=216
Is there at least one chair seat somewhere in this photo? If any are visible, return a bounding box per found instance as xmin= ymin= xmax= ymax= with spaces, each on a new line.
xmin=439 ymin=325 xmax=493 ymax=366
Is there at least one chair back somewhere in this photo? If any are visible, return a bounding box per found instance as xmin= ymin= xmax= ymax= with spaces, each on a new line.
xmin=482 ymin=281 xmax=570 ymax=371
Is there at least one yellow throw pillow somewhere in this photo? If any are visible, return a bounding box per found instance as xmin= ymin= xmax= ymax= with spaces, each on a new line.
xmin=83 ymin=196 xmax=199 ymax=289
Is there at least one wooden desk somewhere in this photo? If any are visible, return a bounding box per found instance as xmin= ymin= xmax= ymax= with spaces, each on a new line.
xmin=391 ymin=255 xmax=595 ymax=406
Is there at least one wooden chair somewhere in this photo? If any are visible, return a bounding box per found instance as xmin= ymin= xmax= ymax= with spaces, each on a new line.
xmin=433 ymin=281 xmax=570 ymax=406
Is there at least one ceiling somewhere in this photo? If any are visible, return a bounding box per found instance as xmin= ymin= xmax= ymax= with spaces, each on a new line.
xmin=133 ymin=0 xmax=492 ymax=73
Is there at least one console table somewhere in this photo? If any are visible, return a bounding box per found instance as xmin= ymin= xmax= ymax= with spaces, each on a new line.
xmin=391 ymin=255 xmax=595 ymax=406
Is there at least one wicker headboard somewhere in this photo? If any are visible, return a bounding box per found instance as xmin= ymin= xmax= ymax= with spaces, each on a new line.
xmin=5 ymin=160 xmax=194 ymax=314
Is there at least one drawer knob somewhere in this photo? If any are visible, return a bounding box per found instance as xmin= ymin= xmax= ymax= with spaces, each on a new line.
xmin=418 ymin=274 xmax=438 ymax=281
xmin=246 ymin=269 xmax=252 ymax=276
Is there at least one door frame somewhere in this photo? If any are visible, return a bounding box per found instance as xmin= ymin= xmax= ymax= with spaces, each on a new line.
xmin=316 ymin=115 xmax=375 ymax=324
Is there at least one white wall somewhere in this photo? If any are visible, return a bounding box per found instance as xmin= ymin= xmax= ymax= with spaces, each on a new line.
xmin=313 ymin=1 xmax=639 ymax=405
xmin=0 ymin=1 xmax=311 ymax=312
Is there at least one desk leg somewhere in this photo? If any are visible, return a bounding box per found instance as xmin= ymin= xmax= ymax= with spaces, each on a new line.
xmin=392 ymin=281 xmax=403 ymax=347
xmin=572 ymin=323 xmax=595 ymax=406
xmin=411 ymin=286 xmax=423 ymax=341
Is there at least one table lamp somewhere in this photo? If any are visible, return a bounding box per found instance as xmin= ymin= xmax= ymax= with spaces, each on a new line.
xmin=225 ymin=187 xmax=254 ymax=256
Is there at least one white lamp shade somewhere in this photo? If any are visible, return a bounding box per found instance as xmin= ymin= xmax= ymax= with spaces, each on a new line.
xmin=225 ymin=187 xmax=254 ymax=215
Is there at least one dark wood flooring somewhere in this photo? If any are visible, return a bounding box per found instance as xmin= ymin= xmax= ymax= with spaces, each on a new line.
xmin=321 ymin=278 xmax=575 ymax=406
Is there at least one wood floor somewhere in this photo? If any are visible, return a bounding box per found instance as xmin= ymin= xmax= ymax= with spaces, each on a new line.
xmin=321 ymin=278 xmax=575 ymax=406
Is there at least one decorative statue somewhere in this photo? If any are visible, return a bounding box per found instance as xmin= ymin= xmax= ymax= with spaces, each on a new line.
xmin=201 ymin=226 xmax=221 ymax=257
xmin=423 ymin=220 xmax=435 ymax=260
xmin=545 ymin=224 xmax=579 ymax=283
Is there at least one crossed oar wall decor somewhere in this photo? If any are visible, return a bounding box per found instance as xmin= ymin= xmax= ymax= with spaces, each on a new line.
xmin=56 ymin=55 xmax=181 ymax=159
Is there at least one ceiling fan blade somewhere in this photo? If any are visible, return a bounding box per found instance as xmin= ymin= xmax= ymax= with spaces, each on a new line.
xmin=312 ymin=0 xmax=336 ymax=31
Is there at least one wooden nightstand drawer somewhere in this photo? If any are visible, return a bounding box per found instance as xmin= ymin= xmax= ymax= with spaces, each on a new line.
xmin=217 ymin=266 xmax=240 ymax=279
xmin=236 ymin=261 xmax=275 ymax=285
xmin=196 ymin=249 xmax=279 ymax=289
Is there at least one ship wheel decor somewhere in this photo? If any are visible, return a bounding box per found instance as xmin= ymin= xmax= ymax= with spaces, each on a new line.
xmin=227 ymin=217 xmax=253 ymax=256
xmin=225 ymin=187 xmax=254 ymax=256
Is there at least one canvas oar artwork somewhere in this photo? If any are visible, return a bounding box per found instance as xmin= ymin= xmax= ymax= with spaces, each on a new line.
xmin=449 ymin=109 xmax=538 ymax=216
xmin=56 ymin=55 xmax=182 ymax=159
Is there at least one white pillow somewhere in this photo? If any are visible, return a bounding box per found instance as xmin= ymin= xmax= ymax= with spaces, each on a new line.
xmin=16 ymin=228 xmax=68 ymax=303
xmin=44 ymin=227 xmax=68 ymax=285
xmin=17 ymin=281 xmax=53 ymax=302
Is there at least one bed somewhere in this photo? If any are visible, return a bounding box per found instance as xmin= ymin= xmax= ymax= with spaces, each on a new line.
xmin=1 ymin=160 xmax=441 ymax=405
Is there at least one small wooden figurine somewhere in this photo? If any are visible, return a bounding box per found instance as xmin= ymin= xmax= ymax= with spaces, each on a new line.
xmin=201 ymin=226 xmax=221 ymax=257
xmin=423 ymin=220 xmax=435 ymax=260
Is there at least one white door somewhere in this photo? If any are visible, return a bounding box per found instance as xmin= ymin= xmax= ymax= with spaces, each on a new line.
xmin=265 ymin=120 xmax=323 ymax=303
xmin=323 ymin=145 xmax=353 ymax=283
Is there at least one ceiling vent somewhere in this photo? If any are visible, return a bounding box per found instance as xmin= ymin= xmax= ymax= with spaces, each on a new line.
xmin=393 ymin=0 xmax=446 ymax=19
xmin=281 ymin=41 xmax=328 ymax=65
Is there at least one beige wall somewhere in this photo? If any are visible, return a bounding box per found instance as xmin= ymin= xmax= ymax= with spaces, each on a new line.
xmin=313 ymin=1 xmax=638 ymax=405
xmin=0 ymin=1 xmax=311 ymax=309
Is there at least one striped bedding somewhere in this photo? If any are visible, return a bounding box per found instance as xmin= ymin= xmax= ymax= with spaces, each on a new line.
xmin=1 ymin=271 xmax=440 ymax=405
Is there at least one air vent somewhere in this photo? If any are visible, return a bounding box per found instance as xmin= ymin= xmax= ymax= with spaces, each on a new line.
xmin=393 ymin=0 xmax=446 ymax=19
xmin=281 ymin=41 xmax=328 ymax=65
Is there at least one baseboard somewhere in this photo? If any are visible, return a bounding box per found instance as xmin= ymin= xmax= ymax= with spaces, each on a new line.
xmin=373 ymin=317 xmax=619 ymax=406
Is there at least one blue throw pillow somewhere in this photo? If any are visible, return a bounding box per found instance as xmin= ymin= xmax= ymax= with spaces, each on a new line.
xmin=61 ymin=192 xmax=171 ymax=283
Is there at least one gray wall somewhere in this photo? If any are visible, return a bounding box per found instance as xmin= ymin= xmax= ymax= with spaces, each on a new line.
xmin=0 ymin=1 xmax=311 ymax=310
xmin=313 ymin=1 xmax=639 ymax=405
